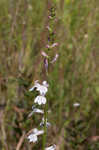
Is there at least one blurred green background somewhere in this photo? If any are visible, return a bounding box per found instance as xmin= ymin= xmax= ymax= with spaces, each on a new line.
xmin=0 ymin=0 xmax=99 ymax=149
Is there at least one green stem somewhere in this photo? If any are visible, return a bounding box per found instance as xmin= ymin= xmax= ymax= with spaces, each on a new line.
xmin=42 ymin=103 xmax=47 ymax=150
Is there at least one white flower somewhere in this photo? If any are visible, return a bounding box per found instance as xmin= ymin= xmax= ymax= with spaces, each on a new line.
xmin=27 ymin=134 xmax=38 ymax=143
xmin=34 ymin=95 xmax=46 ymax=105
xmin=36 ymin=84 xmax=48 ymax=96
xmin=45 ymin=145 xmax=56 ymax=150
xmin=29 ymin=80 xmax=48 ymax=96
xmin=51 ymin=43 xmax=58 ymax=48
xmin=30 ymin=128 xmax=44 ymax=136
xmin=29 ymin=80 xmax=39 ymax=91
xmin=42 ymin=81 xmax=49 ymax=87
xmin=40 ymin=117 xmax=51 ymax=127
xmin=46 ymin=43 xmax=58 ymax=49
xmin=41 ymin=51 xmax=48 ymax=57
xmin=28 ymin=108 xmax=44 ymax=117
xmin=33 ymin=108 xmax=44 ymax=114
xmin=73 ymin=103 xmax=80 ymax=107
xmin=27 ymin=128 xmax=44 ymax=143
xmin=33 ymin=129 xmax=44 ymax=136
xmin=51 ymin=54 xmax=59 ymax=63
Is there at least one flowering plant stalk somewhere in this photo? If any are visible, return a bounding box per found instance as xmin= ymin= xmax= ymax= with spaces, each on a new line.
xmin=42 ymin=6 xmax=58 ymax=150
xmin=27 ymin=4 xmax=58 ymax=150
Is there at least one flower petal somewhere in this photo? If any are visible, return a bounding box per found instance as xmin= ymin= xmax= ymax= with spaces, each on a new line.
xmin=34 ymin=96 xmax=46 ymax=105
xmin=27 ymin=134 xmax=38 ymax=143
xmin=45 ymin=145 xmax=56 ymax=150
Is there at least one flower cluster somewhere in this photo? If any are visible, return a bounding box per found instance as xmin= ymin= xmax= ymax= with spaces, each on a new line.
xmin=27 ymin=128 xmax=44 ymax=143
xmin=27 ymin=5 xmax=57 ymax=150
xmin=41 ymin=6 xmax=59 ymax=74
xmin=29 ymin=80 xmax=48 ymax=105
xmin=27 ymin=80 xmax=55 ymax=149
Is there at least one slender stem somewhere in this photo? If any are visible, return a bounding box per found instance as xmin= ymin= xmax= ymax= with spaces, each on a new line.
xmin=42 ymin=103 xmax=47 ymax=150
xmin=42 ymin=5 xmax=56 ymax=150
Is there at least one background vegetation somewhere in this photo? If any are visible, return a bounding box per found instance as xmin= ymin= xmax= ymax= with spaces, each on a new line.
xmin=0 ymin=0 xmax=99 ymax=149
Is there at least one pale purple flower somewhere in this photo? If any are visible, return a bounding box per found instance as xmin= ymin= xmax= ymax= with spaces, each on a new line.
xmin=32 ymin=128 xmax=44 ymax=135
xmin=29 ymin=80 xmax=39 ymax=91
xmin=46 ymin=44 xmax=50 ymax=49
xmin=27 ymin=128 xmax=44 ymax=143
xmin=51 ymin=43 xmax=58 ymax=48
xmin=36 ymin=83 xmax=48 ymax=95
xmin=42 ymin=81 xmax=49 ymax=87
xmin=55 ymin=18 xmax=58 ymax=22
xmin=27 ymin=133 xmax=37 ymax=143
xmin=28 ymin=108 xmax=44 ymax=117
xmin=73 ymin=103 xmax=80 ymax=107
xmin=46 ymin=43 xmax=58 ymax=49
xmin=34 ymin=95 xmax=47 ymax=105
xmin=33 ymin=108 xmax=44 ymax=114
xmin=44 ymin=58 xmax=48 ymax=72
xmin=45 ymin=145 xmax=56 ymax=150
xmin=48 ymin=15 xmax=52 ymax=19
xmin=46 ymin=26 xmax=52 ymax=32
xmin=29 ymin=80 xmax=48 ymax=96
xmin=41 ymin=51 xmax=48 ymax=57
xmin=51 ymin=54 xmax=59 ymax=63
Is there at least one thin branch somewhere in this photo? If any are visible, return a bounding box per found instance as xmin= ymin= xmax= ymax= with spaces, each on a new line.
xmin=16 ymin=132 xmax=25 ymax=150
